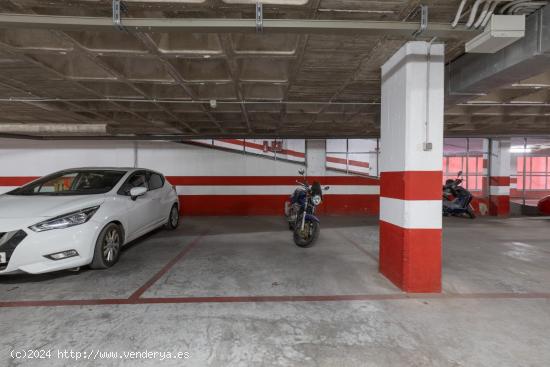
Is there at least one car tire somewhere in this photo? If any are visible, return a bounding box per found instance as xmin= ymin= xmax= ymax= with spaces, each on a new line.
xmin=90 ymin=223 xmax=123 ymax=269
xmin=165 ymin=203 xmax=179 ymax=230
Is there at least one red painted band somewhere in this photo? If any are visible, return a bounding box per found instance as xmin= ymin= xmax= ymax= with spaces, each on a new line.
xmin=489 ymin=176 xmax=510 ymax=186
xmin=178 ymin=195 xmax=379 ymax=216
xmin=166 ymin=176 xmax=379 ymax=186
xmin=327 ymin=156 xmax=370 ymax=169
xmin=219 ymin=139 xmax=306 ymax=158
xmin=0 ymin=177 xmax=38 ymax=186
xmin=380 ymin=171 xmax=443 ymax=201
xmin=379 ymin=220 xmax=442 ymax=293
xmin=489 ymin=195 xmax=510 ymax=217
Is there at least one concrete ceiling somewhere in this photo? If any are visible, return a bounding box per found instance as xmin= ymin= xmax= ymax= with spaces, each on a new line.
xmin=0 ymin=0 xmax=547 ymax=139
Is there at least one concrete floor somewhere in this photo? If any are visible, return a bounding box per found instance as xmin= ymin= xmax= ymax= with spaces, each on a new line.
xmin=1 ymin=216 xmax=549 ymax=366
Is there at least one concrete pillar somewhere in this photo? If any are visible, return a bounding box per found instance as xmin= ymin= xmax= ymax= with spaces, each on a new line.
xmin=306 ymin=140 xmax=326 ymax=176
xmin=489 ymin=139 xmax=511 ymax=216
xmin=379 ymin=42 xmax=444 ymax=293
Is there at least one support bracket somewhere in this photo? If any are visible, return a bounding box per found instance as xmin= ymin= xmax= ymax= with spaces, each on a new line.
xmin=256 ymin=2 xmax=263 ymax=33
xmin=112 ymin=0 xmax=128 ymax=31
xmin=412 ymin=5 xmax=429 ymax=38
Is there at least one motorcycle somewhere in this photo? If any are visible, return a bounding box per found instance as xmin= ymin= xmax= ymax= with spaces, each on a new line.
xmin=284 ymin=170 xmax=330 ymax=248
xmin=442 ymin=171 xmax=476 ymax=219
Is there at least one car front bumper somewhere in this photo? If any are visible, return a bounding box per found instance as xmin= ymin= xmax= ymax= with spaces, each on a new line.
xmin=0 ymin=220 xmax=103 ymax=274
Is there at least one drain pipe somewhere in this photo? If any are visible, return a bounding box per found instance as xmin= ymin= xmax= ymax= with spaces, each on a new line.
xmin=423 ymin=37 xmax=437 ymax=152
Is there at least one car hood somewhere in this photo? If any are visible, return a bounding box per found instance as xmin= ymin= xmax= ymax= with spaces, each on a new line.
xmin=0 ymin=194 xmax=106 ymax=219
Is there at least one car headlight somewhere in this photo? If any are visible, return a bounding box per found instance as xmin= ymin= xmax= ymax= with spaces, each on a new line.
xmin=29 ymin=206 xmax=100 ymax=232
xmin=312 ymin=195 xmax=322 ymax=206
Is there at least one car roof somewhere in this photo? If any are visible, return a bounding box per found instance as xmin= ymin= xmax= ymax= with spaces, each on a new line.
xmin=59 ymin=167 xmax=162 ymax=174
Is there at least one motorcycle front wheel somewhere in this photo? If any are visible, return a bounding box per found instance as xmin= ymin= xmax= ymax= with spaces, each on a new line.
xmin=293 ymin=220 xmax=320 ymax=248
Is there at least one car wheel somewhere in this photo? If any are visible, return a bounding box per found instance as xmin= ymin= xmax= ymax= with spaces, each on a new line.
xmin=165 ymin=204 xmax=179 ymax=230
xmin=90 ymin=223 xmax=123 ymax=269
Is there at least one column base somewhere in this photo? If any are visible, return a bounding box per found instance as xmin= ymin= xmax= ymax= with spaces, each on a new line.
xmin=379 ymin=221 xmax=442 ymax=293
xmin=489 ymin=195 xmax=510 ymax=216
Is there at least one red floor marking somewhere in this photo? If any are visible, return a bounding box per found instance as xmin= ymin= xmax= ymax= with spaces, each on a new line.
xmin=128 ymin=231 xmax=208 ymax=300
xmin=2 ymin=292 xmax=550 ymax=308
xmin=338 ymin=231 xmax=379 ymax=263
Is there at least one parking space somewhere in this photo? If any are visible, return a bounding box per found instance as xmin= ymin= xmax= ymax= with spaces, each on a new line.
xmin=1 ymin=217 xmax=550 ymax=366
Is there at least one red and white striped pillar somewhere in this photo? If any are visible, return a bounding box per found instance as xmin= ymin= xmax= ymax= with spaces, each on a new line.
xmin=489 ymin=139 xmax=511 ymax=216
xmin=379 ymin=42 xmax=444 ymax=293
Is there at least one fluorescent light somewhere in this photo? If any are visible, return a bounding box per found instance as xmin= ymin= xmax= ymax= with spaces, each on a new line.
xmin=510 ymin=146 xmax=532 ymax=153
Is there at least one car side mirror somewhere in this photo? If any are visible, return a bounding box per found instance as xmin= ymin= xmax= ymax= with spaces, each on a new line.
xmin=130 ymin=187 xmax=147 ymax=201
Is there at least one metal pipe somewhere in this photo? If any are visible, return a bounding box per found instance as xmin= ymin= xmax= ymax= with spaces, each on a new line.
xmin=466 ymin=0 xmax=487 ymax=28
xmin=0 ymin=98 xmax=381 ymax=106
xmin=474 ymin=0 xmax=493 ymax=28
xmin=452 ymin=0 xmax=469 ymax=28
xmin=500 ymin=0 xmax=530 ymax=13
xmin=510 ymin=1 xmax=548 ymax=13
xmin=424 ymin=38 xmax=437 ymax=150
xmin=480 ymin=0 xmax=504 ymax=27
xmin=0 ymin=13 xmax=478 ymax=38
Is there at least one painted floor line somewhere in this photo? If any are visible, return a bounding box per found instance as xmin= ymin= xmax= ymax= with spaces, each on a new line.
xmin=337 ymin=231 xmax=379 ymax=263
xmin=2 ymin=292 xmax=550 ymax=308
xmin=128 ymin=230 xmax=209 ymax=300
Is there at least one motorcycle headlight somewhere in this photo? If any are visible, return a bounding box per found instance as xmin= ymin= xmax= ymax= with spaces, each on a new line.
xmin=312 ymin=195 xmax=322 ymax=206
xmin=29 ymin=206 xmax=100 ymax=232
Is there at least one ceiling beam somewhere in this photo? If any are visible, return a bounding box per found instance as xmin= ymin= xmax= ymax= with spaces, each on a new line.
xmin=0 ymin=14 xmax=478 ymax=39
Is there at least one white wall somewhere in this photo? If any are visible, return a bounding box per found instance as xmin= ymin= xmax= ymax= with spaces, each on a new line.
xmin=136 ymin=141 xmax=303 ymax=177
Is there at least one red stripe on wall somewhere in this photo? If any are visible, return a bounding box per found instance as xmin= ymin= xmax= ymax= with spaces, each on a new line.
xmin=178 ymin=195 xmax=379 ymax=216
xmin=218 ymin=139 xmax=306 ymax=159
xmin=490 ymin=176 xmax=510 ymax=186
xmin=0 ymin=177 xmax=38 ymax=186
xmin=326 ymin=156 xmax=370 ymax=169
xmin=380 ymin=171 xmax=443 ymax=201
xmin=167 ymin=176 xmax=379 ymax=186
xmin=379 ymin=220 xmax=442 ymax=293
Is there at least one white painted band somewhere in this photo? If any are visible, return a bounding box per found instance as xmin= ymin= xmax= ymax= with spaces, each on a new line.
xmin=0 ymin=185 xmax=380 ymax=196
xmin=175 ymin=185 xmax=380 ymax=196
xmin=490 ymin=186 xmax=510 ymax=196
xmin=380 ymin=197 xmax=442 ymax=229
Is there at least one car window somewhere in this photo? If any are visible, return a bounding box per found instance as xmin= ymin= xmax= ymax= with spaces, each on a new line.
xmin=148 ymin=173 xmax=164 ymax=191
xmin=8 ymin=170 xmax=126 ymax=196
xmin=118 ymin=171 xmax=148 ymax=196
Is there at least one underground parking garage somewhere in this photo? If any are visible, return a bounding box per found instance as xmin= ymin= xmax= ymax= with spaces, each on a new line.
xmin=0 ymin=0 xmax=550 ymax=366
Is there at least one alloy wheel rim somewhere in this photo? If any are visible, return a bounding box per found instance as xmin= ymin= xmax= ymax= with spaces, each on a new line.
xmin=103 ymin=229 xmax=120 ymax=262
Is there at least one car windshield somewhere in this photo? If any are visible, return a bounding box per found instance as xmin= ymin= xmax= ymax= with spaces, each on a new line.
xmin=7 ymin=170 xmax=127 ymax=196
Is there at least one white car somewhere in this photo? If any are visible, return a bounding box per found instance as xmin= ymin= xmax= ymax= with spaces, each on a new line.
xmin=0 ymin=167 xmax=180 ymax=275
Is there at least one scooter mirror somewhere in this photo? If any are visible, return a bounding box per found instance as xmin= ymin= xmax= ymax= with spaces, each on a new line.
xmin=324 ymin=186 xmax=330 ymax=191
xmin=457 ymin=170 xmax=463 ymax=177
xmin=298 ymin=169 xmax=305 ymax=176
